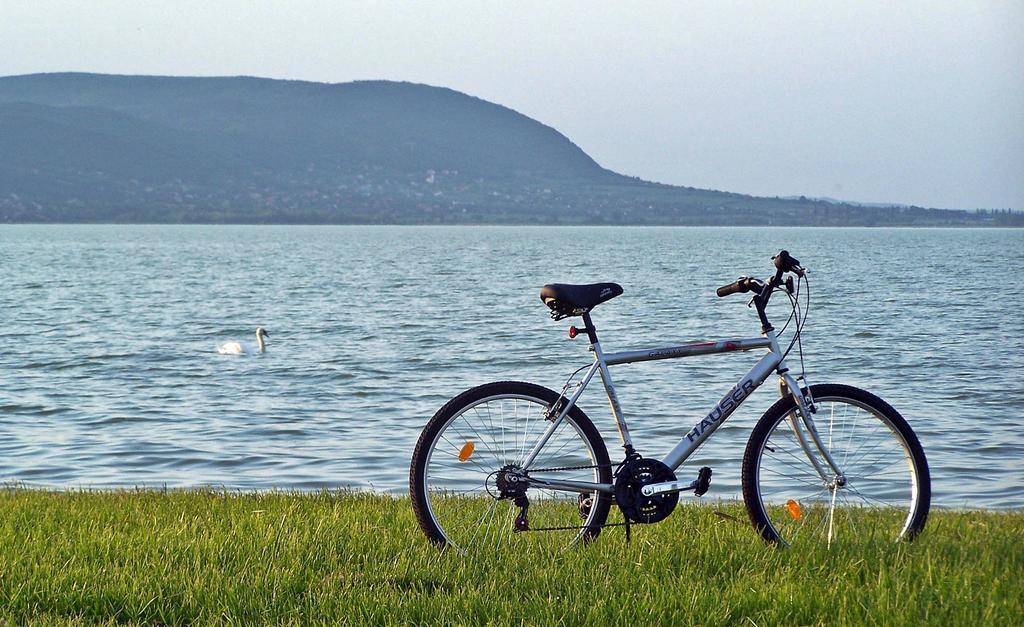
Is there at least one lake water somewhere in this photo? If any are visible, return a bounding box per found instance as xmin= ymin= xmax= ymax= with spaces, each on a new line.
xmin=1 ymin=225 xmax=1022 ymax=509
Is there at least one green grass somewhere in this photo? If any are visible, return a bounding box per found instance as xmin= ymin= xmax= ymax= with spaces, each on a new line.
xmin=0 ymin=489 xmax=1020 ymax=625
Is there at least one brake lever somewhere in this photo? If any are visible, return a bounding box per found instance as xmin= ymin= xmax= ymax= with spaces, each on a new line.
xmin=747 ymin=277 xmax=769 ymax=307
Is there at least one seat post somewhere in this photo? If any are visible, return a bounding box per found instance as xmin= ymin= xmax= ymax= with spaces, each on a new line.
xmin=581 ymin=312 xmax=599 ymax=344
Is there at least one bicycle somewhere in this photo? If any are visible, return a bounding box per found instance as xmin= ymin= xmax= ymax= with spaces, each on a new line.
xmin=410 ymin=251 xmax=930 ymax=553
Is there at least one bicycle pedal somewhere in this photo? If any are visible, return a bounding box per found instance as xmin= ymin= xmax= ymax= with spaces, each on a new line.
xmin=694 ymin=467 xmax=713 ymax=497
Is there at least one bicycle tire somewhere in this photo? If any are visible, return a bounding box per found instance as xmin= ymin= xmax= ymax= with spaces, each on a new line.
xmin=410 ymin=381 xmax=613 ymax=553
xmin=742 ymin=383 xmax=930 ymax=546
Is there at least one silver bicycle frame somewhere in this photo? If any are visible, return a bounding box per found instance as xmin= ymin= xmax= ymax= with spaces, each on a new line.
xmin=523 ymin=331 xmax=846 ymax=495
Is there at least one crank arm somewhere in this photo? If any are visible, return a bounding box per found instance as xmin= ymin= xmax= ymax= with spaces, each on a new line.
xmin=640 ymin=480 xmax=691 ymax=497
xmin=641 ymin=467 xmax=712 ymax=497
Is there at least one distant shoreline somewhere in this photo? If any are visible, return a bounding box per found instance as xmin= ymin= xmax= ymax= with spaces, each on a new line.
xmin=2 ymin=221 xmax=1021 ymax=228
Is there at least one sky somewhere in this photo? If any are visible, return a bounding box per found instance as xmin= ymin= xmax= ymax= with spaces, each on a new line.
xmin=2 ymin=1 xmax=1021 ymax=209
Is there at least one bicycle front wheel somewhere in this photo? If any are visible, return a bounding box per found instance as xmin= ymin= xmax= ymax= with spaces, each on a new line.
xmin=742 ymin=384 xmax=930 ymax=546
xmin=410 ymin=381 xmax=612 ymax=553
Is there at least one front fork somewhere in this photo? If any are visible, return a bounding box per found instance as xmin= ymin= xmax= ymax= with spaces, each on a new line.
xmin=779 ymin=372 xmax=847 ymax=488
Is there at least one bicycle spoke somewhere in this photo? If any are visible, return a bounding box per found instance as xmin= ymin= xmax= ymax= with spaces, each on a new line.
xmin=448 ymin=416 xmax=503 ymax=467
xmin=437 ymin=433 xmax=494 ymax=477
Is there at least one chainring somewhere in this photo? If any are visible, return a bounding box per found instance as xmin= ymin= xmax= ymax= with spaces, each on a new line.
xmin=614 ymin=457 xmax=679 ymax=524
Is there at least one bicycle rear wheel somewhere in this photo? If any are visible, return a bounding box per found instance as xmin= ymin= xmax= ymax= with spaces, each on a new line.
xmin=410 ymin=381 xmax=612 ymax=553
xmin=742 ymin=384 xmax=930 ymax=547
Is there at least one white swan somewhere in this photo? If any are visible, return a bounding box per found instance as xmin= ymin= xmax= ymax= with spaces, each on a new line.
xmin=217 ymin=327 xmax=269 ymax=355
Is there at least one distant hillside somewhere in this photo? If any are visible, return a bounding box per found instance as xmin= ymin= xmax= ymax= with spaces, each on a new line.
xmin=0 ymin=73 xmax=1016 ymax=225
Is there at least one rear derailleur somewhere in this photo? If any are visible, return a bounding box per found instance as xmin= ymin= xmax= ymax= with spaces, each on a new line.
xmin=493 ymin=464 xmax=531 ymax=531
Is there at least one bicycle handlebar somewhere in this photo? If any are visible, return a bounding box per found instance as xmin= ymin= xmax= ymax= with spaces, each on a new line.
xmin=716 ymin=250 xmax=807 ymax=332
xmin=716 ymin=250 xmax=805 ymax=298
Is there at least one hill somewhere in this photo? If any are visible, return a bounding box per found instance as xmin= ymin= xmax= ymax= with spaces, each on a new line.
xmin=0 ymin=73 xmax=1016 ymax=225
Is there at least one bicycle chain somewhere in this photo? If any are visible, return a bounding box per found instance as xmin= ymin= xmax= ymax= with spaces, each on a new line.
xmin=526 ymin=463 xmax=612 ymax=473
xmin=521 ymin=520 xmax=636 ymax=532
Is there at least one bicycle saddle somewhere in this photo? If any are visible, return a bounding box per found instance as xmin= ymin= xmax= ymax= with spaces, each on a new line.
xmin=540 ymin=282 xmax=623 ymax=319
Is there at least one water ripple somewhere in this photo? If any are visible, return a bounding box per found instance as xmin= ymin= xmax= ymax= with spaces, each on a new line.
xmin=0 ymin=225 xmax=1021 ymax=509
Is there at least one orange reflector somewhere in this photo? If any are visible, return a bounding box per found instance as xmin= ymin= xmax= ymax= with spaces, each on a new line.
xmin=458 ymin=442 xmax=475 ymax=462
xmin=786 ymin=499 xmax=803 ymax=520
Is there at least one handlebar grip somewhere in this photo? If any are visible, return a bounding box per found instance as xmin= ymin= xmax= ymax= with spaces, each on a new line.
xmin=773 ymin=250 xmax=804 ymax=275
xmin=716 ymin=277 xmax=757 ymax=297
xmin=716 ymin=281 xmax=744 ymax=297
